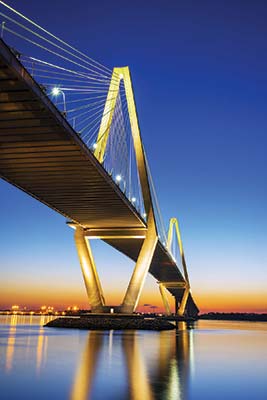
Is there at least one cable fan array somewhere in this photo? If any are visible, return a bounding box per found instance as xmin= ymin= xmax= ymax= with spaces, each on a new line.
xmin=0 ymin=1 xmax=169 ymax=245
xmin=0 ymin=1 xmax=146 ymax=218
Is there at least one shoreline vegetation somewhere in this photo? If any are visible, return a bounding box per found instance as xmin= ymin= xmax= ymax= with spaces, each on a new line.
xmin=199 ymin=313 xmax=267 ymax=322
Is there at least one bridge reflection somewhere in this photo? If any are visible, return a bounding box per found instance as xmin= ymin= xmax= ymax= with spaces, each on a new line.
xmin=3 ymin=315 xmax=54 ymax=375
xmin=2 ymin=316 xmax=195 ymax=399
xmin=71 ymin=323 xmax=195 ymax=400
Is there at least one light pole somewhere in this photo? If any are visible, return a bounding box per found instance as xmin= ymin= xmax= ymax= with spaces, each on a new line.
xmin=52 ymin=87 xmax=67 ymax=117
xmin=1 ymin=21 xmax=6 ymax=39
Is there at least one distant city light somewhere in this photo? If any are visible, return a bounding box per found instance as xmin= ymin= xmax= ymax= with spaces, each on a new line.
xmin=67 ymin=306 xmax=79 ymax=312
xmin=115 ymin=174 xmax=122 ymax=182
xmin=11 ymin=305 xmax=19 ymax=310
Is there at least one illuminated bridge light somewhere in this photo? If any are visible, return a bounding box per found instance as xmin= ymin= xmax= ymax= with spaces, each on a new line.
xmin=52 ymin=87 xmax=60 ymax=96
xmin=51 ymin=87 xmax=67 ymax=116
xmin=131 ymin=197 xmax=136 ymax=203
xmin=115 ymin=174 xmax=122 ymax=182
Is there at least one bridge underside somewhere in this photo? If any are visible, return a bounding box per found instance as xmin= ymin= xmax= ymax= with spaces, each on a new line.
xmin=0 ymin=40 xmax=198 ymax=317
xmin=0 ymin=41 xmax=144 ymax=229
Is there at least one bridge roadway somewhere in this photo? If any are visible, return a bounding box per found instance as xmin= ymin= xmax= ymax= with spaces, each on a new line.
xmin=0 ymin=40 xmax=198 ymax=315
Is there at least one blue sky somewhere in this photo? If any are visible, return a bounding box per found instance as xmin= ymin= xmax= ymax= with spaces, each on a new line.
xmin=0 ymin=0 xmax=267 ymax=311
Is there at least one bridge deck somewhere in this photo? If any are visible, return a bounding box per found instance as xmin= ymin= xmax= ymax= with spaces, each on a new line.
xmin=0 ymin=40 xmax=198 ymax=313
xmin=0 ymin=40 xmax=145 ymax=229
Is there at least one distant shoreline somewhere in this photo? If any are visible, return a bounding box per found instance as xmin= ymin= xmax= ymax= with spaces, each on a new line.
xmin=199 ymin=313 xmax=267 ymax=322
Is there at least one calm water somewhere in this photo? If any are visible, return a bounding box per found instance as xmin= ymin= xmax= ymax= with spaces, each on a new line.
xmin=0 ymin=316 xmax=266 ymax=400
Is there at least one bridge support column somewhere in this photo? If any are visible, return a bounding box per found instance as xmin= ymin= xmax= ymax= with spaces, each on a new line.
xmin=175 ymin=298 xmax=179 ymax=315
xmin=119 ymin=211 xmax=157 ymax=314
xmin=74 ymin=226 xmax=105 ymax=312
xmin=159 ymin=283 xmax=171 ymax=316
xmin=177 ymin=286 xmax=190 ymax=317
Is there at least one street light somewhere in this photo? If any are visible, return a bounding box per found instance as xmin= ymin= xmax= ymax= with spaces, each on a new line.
xmin=52 ymin=87 xmax=67 ymax=117
xmin=52 ymin=87 xmax=60 ymax=96
xmin=115 ymin=174 xmax=122 ymax=183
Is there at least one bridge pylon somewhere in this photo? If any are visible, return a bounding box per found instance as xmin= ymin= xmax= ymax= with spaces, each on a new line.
xmin=70 ymin=65 xmax=158 ymax=314
xmin=70 ymin=66 xmax=195 ymax=316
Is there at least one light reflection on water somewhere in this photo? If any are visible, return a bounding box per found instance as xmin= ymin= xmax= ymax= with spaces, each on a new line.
xmin=2 ymin=315 xmax=55 ymax=374
xmin=0 ymin=316 xmax=267 ymax=399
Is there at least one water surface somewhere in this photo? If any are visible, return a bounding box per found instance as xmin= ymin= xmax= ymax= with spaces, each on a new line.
xmin=0 ymin=315 xmax=266 ymax=399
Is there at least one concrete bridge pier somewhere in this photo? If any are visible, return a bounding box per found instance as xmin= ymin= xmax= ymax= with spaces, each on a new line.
xmin=177 ymin=287 xmax=190 ymax=317
xmin=72 ymin=211 xmax=158 ymax=315
xmin=119 ymin=210 xmax=158 ymax=314
xmin=158 ymin=283 xmax=171 ymax=316
xmin=74 ymin=226 xmax=105 ymax=313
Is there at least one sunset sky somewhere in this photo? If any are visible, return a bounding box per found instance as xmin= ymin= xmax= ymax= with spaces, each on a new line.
xmin=0 ymin=0 xmax=267 ymax=313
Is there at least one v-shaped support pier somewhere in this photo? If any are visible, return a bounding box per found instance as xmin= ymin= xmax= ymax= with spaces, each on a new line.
xmin=72 ymin=210 xmax=157 ymax=314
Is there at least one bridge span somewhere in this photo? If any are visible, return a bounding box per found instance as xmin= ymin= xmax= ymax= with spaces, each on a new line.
xmin=0 ymin=38 xmax=198 ymax=316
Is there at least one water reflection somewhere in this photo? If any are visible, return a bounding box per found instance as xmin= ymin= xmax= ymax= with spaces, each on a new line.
xmin=153 ymin=322 xmax=194 ymax=400
xmin=123 ymin=333 xmax=154 ymax=400
xmin=3 ymin=315 xmax=55 ymax=375
xmin=70 ymin=322 xmax=194 ymax=400
xmin=71 ymin=330 xmax=104 ymax=400
xmin=36 ymin=316 xmax=49 ymax=374
xmin=1 ymin=317 xmax=267 ymax=400
xmin=5 ymin=315 xmax=18 ymax=372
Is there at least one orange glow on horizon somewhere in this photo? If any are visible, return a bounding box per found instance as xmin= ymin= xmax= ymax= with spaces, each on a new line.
xmin=1 ymin=289 xmax=266 ymax=314
xmin=1 ymin=278 xmax=266 ymax=313
xmin=193 ymin=290 xmax=267 ymax=314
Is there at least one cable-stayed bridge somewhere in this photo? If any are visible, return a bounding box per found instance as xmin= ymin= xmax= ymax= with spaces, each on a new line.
xmin=0 ymin=2 xmax=198 ymax=316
